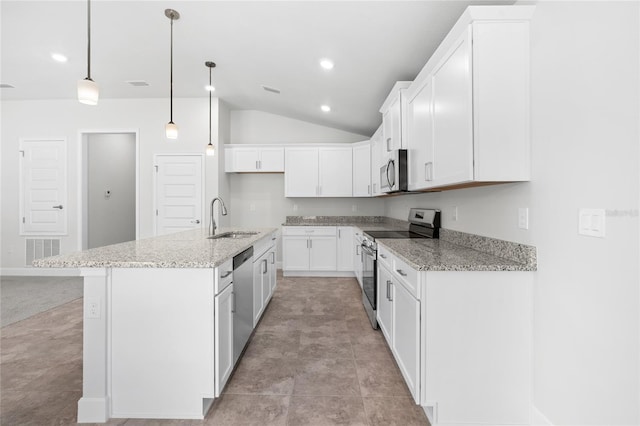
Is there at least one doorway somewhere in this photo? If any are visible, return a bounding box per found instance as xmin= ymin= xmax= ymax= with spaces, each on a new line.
xmin=79 ymin=131 xmax=139 ymax=250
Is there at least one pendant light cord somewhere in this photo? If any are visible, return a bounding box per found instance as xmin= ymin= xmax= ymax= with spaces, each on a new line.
xmin=209 ymin=67 xmax=212 ymax=143
xmin=86 ymin=0 xmax=91 ymax=80
xmin=169 ymin=15 xmax=174 ymax=123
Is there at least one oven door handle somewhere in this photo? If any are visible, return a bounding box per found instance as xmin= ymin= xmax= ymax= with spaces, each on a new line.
xmin=361 ymin=244 xmax=376 ymax=258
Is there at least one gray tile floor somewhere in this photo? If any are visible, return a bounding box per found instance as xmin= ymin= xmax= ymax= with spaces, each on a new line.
xmin=1 ymin=273 xmax=429 ymax=425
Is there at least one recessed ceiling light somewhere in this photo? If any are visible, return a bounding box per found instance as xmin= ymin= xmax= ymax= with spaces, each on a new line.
xmin=0 ymin=83 xmax=15 ymax=89
xmin=321 ymin=105 xmax=331 ymax=112
xmin=51 ymin=53 xmax=68 ymax=63
xmin=205 ymin=85 xmax=215 ymax=92
xmin=320 ymin=59 xmax=334 ymax=70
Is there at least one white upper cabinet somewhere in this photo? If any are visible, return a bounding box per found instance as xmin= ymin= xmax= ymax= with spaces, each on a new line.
xmin=285 ymin=146 xmax=352 ymax=197
xmin=352 ymin=141 xmax=371 ymax=197
xmin=370 ymin=125 xmax=383 ymax=196
xmin=380 ymin=82 xmax=411 ymax=155
xmin=406 ymin=6 xmax=533 ymax=191
xmin=225 ymin=145 xmax=284 ymax=173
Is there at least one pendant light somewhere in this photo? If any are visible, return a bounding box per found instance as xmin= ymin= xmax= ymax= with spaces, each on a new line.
xmin=205 ymin=61 xmax=216 ymax=156
xmin=77 ymin=0 xmax=99 ymax=105
xmin=165 ymin=9 xmax=180 ymax=139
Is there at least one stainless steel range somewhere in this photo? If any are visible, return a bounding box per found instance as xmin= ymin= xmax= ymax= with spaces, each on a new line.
xmin=361 ymin=208 xmax=441 ymax=329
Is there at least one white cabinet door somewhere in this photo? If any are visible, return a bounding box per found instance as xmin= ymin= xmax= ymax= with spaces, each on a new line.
xmin=252 ymin=259 xmax=264 ymax=327
xmin=370 ymin=126 xmax=383 ymax=196
xmin=214 ymin=283 xmax=234 ymax=396
xmin=259 ymin=147 xmax=285 ymax=172
xmin=382 ymin=96 xmax=403 ymax=153
xmin=377 ymin=263 xmax=393 ymax=345
xmin=431 ymin=28 xmax=474 ymax=187
xmin=233 ymin=148 xmax=260 ymax=172
xmin=318 ymin=147 xmax=352 ymax=197
xmin=407 ymin=77 xmax=435 ymax=191
xmin=282 ymin=236 xmax=310 ymax=271
xmin=392 ymin=280 xmax=420 ymax=402
xmin=309 ymin=236 xmax=337 ymax=271
xmin=285 ymin=147 xmax=319 ymax=197
xmin=352 ymin=143 xmax=371 ymax=197
xmin=336 ymin=227 xmax=354 ymax=272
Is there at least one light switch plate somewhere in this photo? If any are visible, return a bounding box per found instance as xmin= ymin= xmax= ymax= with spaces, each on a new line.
xmin=518 ymin=207 xmax=529 ymax=229
xmin=578 ymin=208 xmax=606 ymax=237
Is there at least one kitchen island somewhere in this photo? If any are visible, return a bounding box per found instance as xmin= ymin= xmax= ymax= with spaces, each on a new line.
xmin=33 ymin=227 xmax=278 ymax=423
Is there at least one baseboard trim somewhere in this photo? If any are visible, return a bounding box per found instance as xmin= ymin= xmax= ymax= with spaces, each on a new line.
xmin=1 ymin=267 xmax=81 ymax=277
xmin=532 ymin=405 xmax=554 ymax=425
xmin=282 ymin=271 xmax=355 ymax=278
xmin=77 ymin=397 xmax=109 ymax=423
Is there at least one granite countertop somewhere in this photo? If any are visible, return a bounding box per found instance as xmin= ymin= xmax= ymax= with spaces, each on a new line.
xmin=32 ymin=227 xmax=278 ymax=269
xmin=284 ymin=216 xmax=537 ymax=272
xmin=378 ymin=238 xmax=535 ymax=272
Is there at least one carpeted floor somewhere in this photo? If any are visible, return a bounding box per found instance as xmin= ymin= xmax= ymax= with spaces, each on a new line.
xmin=0 ymin=276 xmax=83 ymax=327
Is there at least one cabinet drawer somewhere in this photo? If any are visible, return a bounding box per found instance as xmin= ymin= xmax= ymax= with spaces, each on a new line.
xmin=282 ymin=226 xmax=337 ymax=236
xmin=254 ymin=232 xmax=277 ymax=259
xmin=377 ymin=245 xmax=393 ymax=270
xmin=215 ymin=259 xmax=233 ymax=295
xmin=393 ymin=255 xmax=419 ymax=298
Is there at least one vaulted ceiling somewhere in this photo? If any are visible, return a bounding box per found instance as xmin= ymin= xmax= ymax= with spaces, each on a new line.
xmin=1 ymin=1 xmax=513 ymax=136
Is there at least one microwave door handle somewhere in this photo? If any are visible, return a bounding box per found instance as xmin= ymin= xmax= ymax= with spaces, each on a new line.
xmin=386 ymin=159 xmax=395 ymax=188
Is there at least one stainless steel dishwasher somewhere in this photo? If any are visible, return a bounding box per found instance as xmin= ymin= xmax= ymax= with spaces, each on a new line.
xmin=232 ymin=247 xmax=254 ymax=365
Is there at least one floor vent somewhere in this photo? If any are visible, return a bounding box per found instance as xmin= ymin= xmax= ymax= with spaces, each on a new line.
xmin=26 ymin=238 xmax=60 ymax=265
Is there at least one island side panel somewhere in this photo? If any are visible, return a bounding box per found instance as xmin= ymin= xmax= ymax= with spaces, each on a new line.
xmin=77 ymin=268 xmax=110 ymax=423
xmin=110 ymin=268 xmax=215 ymax=420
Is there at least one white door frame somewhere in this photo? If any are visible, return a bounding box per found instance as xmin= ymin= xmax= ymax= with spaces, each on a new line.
xmin=153 ymin=153 xmax=205 ymax=236
xmin=77 ymin=129 xmax=140 ymax=250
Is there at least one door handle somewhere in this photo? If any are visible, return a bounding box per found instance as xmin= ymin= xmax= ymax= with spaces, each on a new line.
xmin=191 ymin=219 xmax=200 ymax=224
xmin=262 ymin=259 xmax=268 ymax=274
xmin=388 ymin=281 xmax=393 ymax=301
xmin=52 ymin=205 xmax=64 ymax=210
xmin=386 ymin=280 xmax=391 ymax=300
xmin=386 ymin=137 xmax=392 ymax=152
xmin=270 ymin=252 xmax=275 ymax=264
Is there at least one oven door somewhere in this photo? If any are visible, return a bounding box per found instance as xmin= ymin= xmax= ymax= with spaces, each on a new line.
xmin=361 ymin=244 xmax=377 ymax=310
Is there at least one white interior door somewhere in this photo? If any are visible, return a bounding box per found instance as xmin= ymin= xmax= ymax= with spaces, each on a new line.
xmin=155 ymin=154 xmax=204 ymax=236
xmin=19 ymin=138 xmax=67 ymax=235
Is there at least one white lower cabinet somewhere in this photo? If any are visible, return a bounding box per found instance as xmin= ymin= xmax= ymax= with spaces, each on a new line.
xmin=336 ymin=226 xmax=354 ymax=271
xmin=214 ymin=282 xmax=233 ymax=396
xmin=253 ymin=234 xmax=277 ymax=327
xmin=376 ymin=254 xmax=420 ymax=403
xmin=282 ymin=226 xmax=338 ymax=275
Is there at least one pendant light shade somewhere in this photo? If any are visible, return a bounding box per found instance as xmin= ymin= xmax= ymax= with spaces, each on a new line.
xmin=78 ymin=78 xmax=99 ymax=105
xmin=165 ymin=9 xmax=180 ymax=139
xmin=78 ymin=0 xmax=98 ymax=105
xmin=205 ymin=61 xmax=216 ymax=156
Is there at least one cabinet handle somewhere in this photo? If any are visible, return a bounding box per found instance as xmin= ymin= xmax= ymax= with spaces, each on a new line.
xmin=367 ymin=184 xmax=371 ymax=195
xmin=309 ymin=239 xmax=312 ymax=249
xmin=373 ymin=183 xmax=377 ymax=193
xmin=388 ymin=281 xmax=393 ymax=301
xmin=221 ymin=271 xmax=232 ymax=279
xmin=386 ymin=280 xmax=391 ymax=300
xmin=262 ymin=259 xmax=268 ymax=274
xmin=386 ymin=137 xmax=392 ymax=152
xmin=259 ymin=160 xmax=262 ymax=169
xmin=425 ymin=162 xmax=433 ymax=181
xmin=256 ymin=160 xmax=259 ymax=170
xmin=231 ymin=292 xmax=236 ymax=313
xmin=396 ymin=269 xmax=407 ymax=277
xmin=338 ymin=229 xmax=341 ymax=238
xmin=356 ymin=245 xmax=360 ymax=255
xmin=270 ymin=252 xmax=275 ymax=264
xmin=306 ymin=239 xmax=309 ymax=249
xmin=379 ymin=253 xmax=387 ymax=259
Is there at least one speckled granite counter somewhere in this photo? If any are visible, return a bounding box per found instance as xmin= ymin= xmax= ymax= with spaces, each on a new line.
xmin=32 ymin=227 xmax=277 ymax=269
xmin=284 ymin=216 xmax=536 ymax=272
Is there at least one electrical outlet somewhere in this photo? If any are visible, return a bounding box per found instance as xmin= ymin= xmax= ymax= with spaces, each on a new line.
xmin=518 ymin=207 xmax=529 ymax=230
xmin=352 ymin=205 xmax=357 ymax=212
xmin=452 ymin=206 xmax=458 ymax=221
xmin=87 ymin=299 xmax=100 ymax=319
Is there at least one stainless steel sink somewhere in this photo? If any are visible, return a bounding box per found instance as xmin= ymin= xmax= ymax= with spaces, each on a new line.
xmin=207 ymin=231 xmax=258 ymax=240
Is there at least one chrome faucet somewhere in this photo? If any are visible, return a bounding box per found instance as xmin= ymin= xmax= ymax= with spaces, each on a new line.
xmin=209 ymin=197 xmax=228 ymax=236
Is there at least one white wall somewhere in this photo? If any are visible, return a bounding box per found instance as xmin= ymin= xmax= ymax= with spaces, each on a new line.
xmin=386 ymin=2 xmax=640 ymax=424
xmin=230 ymin=110 xmax=370 ymax=144
xmin=1 ymin=98 xmax=220 ymax=267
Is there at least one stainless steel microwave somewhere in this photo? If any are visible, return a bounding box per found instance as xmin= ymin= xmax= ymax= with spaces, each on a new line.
xmin=380 ymin=149 xmax=408 ymax=193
